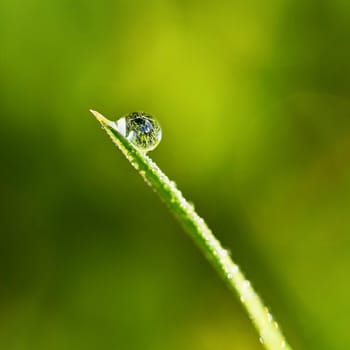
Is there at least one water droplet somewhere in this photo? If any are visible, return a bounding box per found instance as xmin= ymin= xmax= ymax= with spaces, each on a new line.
xmin=264 ymin=307 xmax=273 ymax=322
xmin=169 ymin=181 xmax=177 ymax=191
xmin=219 ymin=249 xmax=229 ymax=257
xmin=243 ymin=280 xmax=250 ymax=289
xmin=188 ymin=201 xmax=195 ymax=209
xmin=115 ymin=111 xmax=162 ymax=152
xmin=259 ymin=336 xmax=264 ymax=344
xmin=231 ymin=264 xmax=239 ymax=274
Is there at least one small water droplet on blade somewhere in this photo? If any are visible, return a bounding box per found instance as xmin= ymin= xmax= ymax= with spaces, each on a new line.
xmin=243 ymin=280 xmax=250 ymax=289
xmin=219 ymin=249 xmax=229 ymax=257
xmin=230 ymin=264 xmax=238 ymax=275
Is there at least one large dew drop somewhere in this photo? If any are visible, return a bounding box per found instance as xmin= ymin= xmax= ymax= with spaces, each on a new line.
xmin=114 ymin=111 xmax=162 ymax=152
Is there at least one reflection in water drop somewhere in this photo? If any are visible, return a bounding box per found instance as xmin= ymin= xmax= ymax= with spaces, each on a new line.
xmin=115 ymin=111 xmax=162 ymax=152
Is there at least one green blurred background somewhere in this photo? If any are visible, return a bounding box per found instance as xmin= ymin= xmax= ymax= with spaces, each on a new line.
xmin=1 ymin=0 xmax=350 ymax=349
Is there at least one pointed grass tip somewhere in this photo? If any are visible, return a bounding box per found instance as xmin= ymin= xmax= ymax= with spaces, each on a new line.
xmin=89 ymin=109 xmax=111 ymax=126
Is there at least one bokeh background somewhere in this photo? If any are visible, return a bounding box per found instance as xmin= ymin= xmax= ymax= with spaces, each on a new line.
xmin=1 ymin=0 xmax=350 ymax=349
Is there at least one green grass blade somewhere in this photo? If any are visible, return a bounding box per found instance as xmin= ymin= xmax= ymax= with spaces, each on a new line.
xmin=91 ymin=109 xmax=292 ymax=350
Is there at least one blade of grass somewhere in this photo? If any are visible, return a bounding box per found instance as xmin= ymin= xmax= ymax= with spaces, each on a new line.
xmin=90 ymin=109 xmax=292 ymax=350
